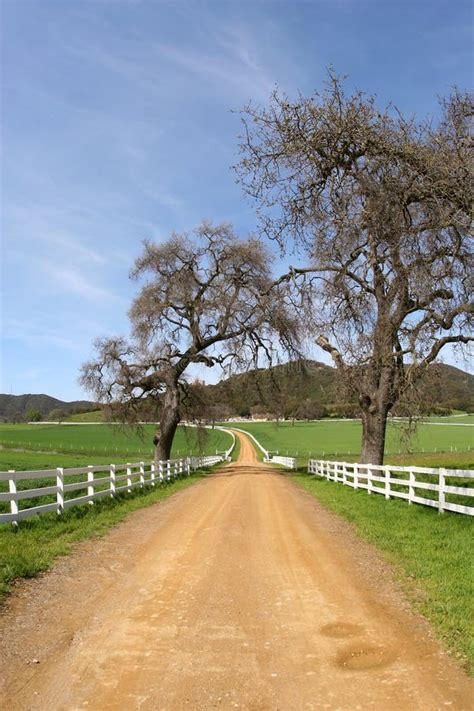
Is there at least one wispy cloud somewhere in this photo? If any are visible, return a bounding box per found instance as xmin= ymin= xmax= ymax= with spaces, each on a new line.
xmin=3 ymin=318 xmax=81 ymax=351
xmin=5 ymin=203 xmax=108 ymax=265
xmin=153 ymin=41 xmax=274 ymax=102
xmin=44 ymin=265 xmax=120 ymax=302
xmin=62 ymin=15 xmax=277 ymax=104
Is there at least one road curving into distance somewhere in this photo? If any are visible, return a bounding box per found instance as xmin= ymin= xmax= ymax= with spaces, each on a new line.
xmin=1 ymin=430 xmax=472 ymax=710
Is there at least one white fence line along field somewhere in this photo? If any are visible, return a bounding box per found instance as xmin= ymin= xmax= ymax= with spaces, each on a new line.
xmin=266 ymin=455 xmax=297 ymax=469
xmin=308 ymin=459 xmax=474 ymax=516
xmin=0 ymin=454 xmax=226 ymax=526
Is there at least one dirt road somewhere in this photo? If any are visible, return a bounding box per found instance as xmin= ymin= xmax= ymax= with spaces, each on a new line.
xmin=1 ymin=431 xmax=472 ymax=710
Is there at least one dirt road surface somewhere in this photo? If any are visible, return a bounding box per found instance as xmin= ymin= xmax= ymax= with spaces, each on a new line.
xmin=1 ymin=431 xmax=472 ymax=710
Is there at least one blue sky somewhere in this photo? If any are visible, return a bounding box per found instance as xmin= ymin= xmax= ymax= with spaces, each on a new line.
xmin=1 ymin=0 xmax=472 ymax=401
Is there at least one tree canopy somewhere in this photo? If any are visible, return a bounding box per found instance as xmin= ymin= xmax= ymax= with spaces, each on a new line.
xmin=236 ymin=74 xmax=473 ymax=462
xmin=81 ymin=221 xmax=296 ymax=460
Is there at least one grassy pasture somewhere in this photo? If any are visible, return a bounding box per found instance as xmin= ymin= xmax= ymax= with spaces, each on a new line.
xmin=294 ymin=473 xmax=474 ymax=673
xmin=65 ymin=410 xmax=104 ymax=422
xmin=0 ymin=423 xmax=232 ymax=465
xmin=0 ymin=423 xmax=233 ymax=517
xmin=233 ymin=418 xmax=474 ymax=463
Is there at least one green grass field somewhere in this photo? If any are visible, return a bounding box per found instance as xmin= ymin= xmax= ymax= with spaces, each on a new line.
xmin=294 ymin=473 xmax=474 ymax=673
xmin=0 ymin=423 xmax=233 ymax=469
xmin=232 ymin=418 xmax=474 ymax=464
xmin=65 ymin=410 xmax=104 ymax=422
xmin=0 ymin=423 xmax=233 ymax=513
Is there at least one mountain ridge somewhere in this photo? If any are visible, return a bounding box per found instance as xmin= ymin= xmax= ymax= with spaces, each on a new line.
xmin=204 ymin=359 xmax=474 ymax=418
xmin=1 ymin=360 xmax=472 ymax=421
xmin=0 ymin=394 xmax=96 ymax=421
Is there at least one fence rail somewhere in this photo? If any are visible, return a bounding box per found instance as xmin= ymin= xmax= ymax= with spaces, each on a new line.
xmin=1 ymin=454 xmax=225 ymax=525
xmin=308 ymin=459 xmax=474 ymax=516
xmin=266 ymin=455 xmax=297 ymax=470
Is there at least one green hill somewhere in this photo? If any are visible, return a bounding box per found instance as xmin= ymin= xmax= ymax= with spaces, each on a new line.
xmin=208 ymin=360 xmax=336 ymax=418
xmin=206 ymin=359 xmax=474 ymax=418
xmin=2 ymin=360 xmax=472 ymax=424
xmin=0 ymin=394 xmax=97 ymax=422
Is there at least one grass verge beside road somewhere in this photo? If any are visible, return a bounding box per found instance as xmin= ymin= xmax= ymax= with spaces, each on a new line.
xmin=0 ymin=471 xmax=207 ymax=604
xmin=293 ymin=472 xmax=474 ymax=674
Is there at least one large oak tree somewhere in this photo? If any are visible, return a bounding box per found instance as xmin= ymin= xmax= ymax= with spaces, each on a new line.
xmin=236 ymin=75 xmax=473 ymax=463
xmin=81 ymin=221 xmax=295 ymax=461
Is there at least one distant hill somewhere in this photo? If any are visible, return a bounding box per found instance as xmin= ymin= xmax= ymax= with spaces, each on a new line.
xmin=2 ymin=360 xmax=472 ymax=423
xmin=420 ymin=363 xmax=474 ymax=412
xmin=207 ymin=359 xmax=336 ymax=417
xmin=0 ymin=394 xmax=97 ymax=422
xmin=205 ymin=359 xmax=474 ymax=417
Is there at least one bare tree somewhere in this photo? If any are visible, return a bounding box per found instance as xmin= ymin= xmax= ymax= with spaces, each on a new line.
xmin=236 ymin=74 xmax=473 ymax=463
xmin=48 ymin=408 xmax=66 ymax=423
xmin=81 ymin=221 xmax=296 ymax=461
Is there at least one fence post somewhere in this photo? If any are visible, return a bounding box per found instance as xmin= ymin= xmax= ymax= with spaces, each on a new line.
xmin=342 ymin=462 xmax=347 ymax=486
xmin=87 ymin=466 xmax=95 ymax=504
xmin=385 ymin=467 xmax=391 ymax=500
xmin=9 ymin=471 xmax=18 ymax=526
xmin=353 ymin=463 xmax=359 ymax=490
xmin=438 ymin=468 xmax=446 ymax=514
xmin=367 ymin=466 xmax=372 ymax=495
xmin=126 ymin=463 xmax=132 ymax=493
xmin=187 ymin=458 xmax=191 ymax=476
xmin=159 ymin=461 xmax=164 ymax=483
xmin=167 ymin=461 xmax=171 ymax=482
xmin=56 ymin=468 xmax=64 ymax=514
xmin=139 ymin=462 xmax=145 ymax=487
xmin=150 ymin=461 xmax=156 ymax=486
xmin=110 ymin=464 xmax=116 ymax=497
xmin=408 ymin=468 xmax=415 ymax=504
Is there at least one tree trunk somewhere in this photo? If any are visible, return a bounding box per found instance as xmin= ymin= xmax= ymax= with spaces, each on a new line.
xmin=154 ymin=384 xmax=180 ymax=462
xmin=360 ymin=408 xmax=388 ymax=465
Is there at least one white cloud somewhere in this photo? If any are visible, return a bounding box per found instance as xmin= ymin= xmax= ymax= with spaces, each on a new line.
xmin=153 ymin=41 xmax=274 ymax=102
xmin=3 ymin=318 xmax=81 ymax=351
xmin=5 ymin=203 xmax=108 ymax=265
xmin=45 ymin=265 xmax=119 ymax=302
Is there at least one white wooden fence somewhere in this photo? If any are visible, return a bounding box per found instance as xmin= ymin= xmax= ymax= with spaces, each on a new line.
xmin=0 ymin=454 xmax=225 ymax=526
xmin=266 ymin=455 xmax=297 ymax=470
xmin=308 ymin=459 xmax=474 ymax=516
